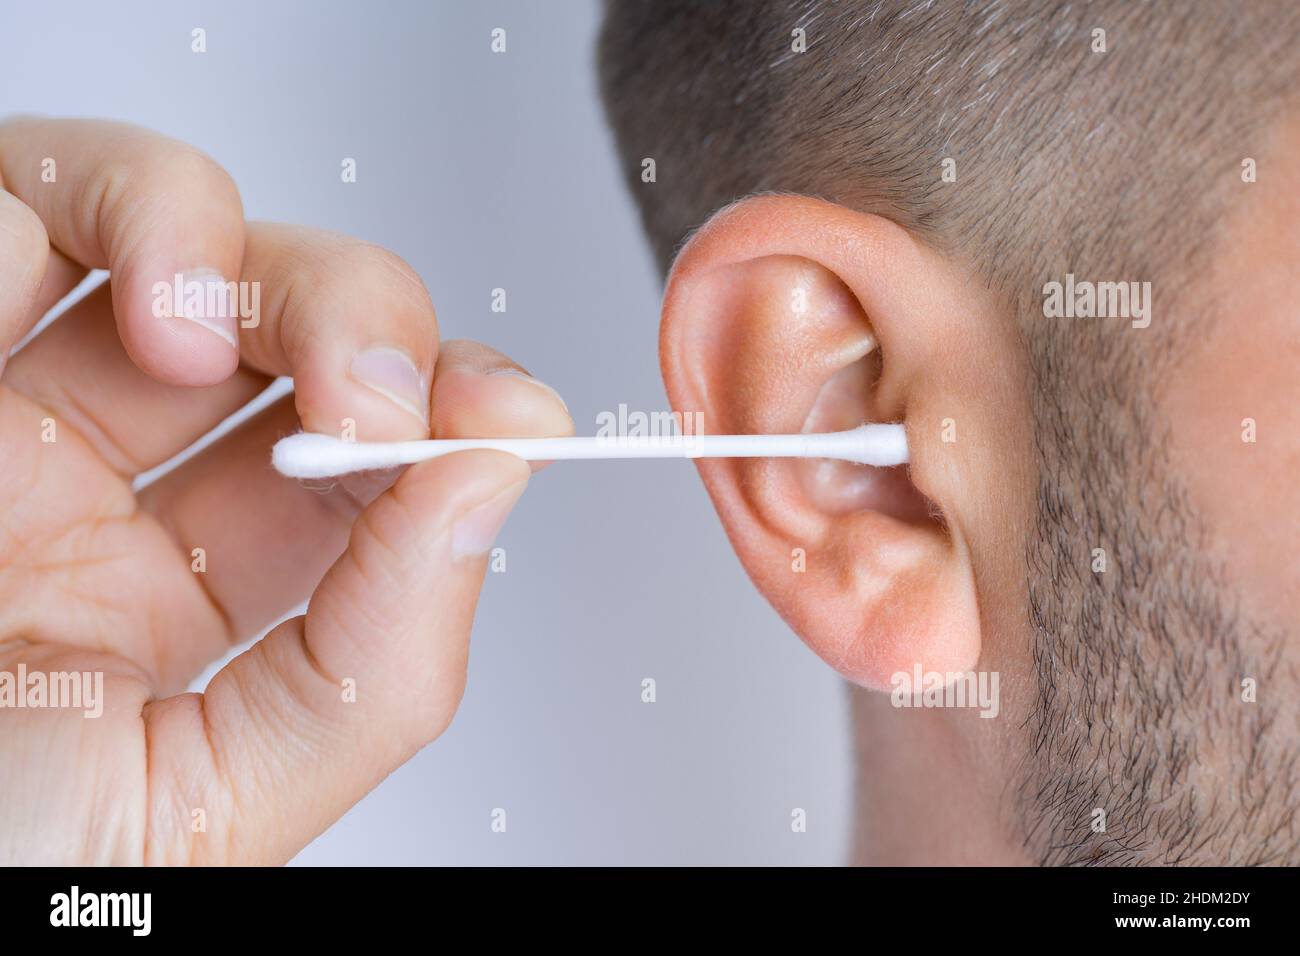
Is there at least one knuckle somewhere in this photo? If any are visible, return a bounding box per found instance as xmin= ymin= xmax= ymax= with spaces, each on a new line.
xmin=282 ymin=240 xmax=436 ymax=353
xmin=337 ymin=241 xmax=434 ymax=312
xmin=144 ymin=143 xmax=237 ymax=197
xmin=423 ymin=671 xmax=468 ymax=738
xmin=96 ymin=142 xmax=241 ymax=236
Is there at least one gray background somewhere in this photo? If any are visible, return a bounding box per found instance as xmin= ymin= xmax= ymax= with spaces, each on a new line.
xmin=1 ymin=0 xmax=851 ymax=864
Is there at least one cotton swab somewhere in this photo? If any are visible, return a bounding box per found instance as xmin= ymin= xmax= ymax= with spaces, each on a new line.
xmin=271 ymin=424 xmax=909 ymax=479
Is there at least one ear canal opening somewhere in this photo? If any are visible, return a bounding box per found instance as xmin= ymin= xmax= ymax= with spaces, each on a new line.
xmin=797 ymin=349 xmax=936 ymax=524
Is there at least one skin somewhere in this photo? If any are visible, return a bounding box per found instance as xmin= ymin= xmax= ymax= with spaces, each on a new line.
xmin=3 ymin=106 xmax=1294 ymax=865
xmin=658 ymin=196 xmax=1035 ymax=863
xmin=0 ymin=118 xmax=572 ymax=864
xmin=655 ymin=114 xmax=1300 ymax=863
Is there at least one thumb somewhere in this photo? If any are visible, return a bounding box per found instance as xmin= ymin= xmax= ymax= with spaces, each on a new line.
xmin=142 ymin=449 xmax=529 ymax=864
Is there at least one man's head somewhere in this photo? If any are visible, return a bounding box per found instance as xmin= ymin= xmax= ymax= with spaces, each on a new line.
xmin=600 ymin=0 xmax=1300 ymax=864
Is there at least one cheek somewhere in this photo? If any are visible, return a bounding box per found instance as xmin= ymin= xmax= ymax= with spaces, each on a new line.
xmin=1171 ymin=114 xmax=1300 ymax=631
xmin=1162 ymin=306 xmax=1300 ymax=629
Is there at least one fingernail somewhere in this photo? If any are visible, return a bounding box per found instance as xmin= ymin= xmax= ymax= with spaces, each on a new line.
xmin=350 ymin=347 xmax=429 ymax=423
xmin=487 ymin=367 xmax=569 ymax=413
xmin=452 ymin=479 xmax=527 ymax=560
xmin=173 ymin=269 xmax=239 ymax=348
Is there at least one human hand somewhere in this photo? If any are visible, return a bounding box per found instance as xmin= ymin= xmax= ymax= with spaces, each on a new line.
xmin=0 ymin=118 xmax=572 ymax=864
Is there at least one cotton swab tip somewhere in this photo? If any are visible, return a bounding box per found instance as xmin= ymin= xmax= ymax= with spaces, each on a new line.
xmin=272 ymin=432 xmax=385 ymax=479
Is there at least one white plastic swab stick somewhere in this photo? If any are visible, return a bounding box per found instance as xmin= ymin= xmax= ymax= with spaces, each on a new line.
xmin=272 ymin=424 xmax=908 ymax=480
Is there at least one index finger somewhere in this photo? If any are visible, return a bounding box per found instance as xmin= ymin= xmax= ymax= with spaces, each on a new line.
xmin=0 ymin=116 xmax=245 ymax=385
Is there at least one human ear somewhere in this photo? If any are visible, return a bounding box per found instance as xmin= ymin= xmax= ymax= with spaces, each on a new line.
xmin=659 ymin=195 xmax=1003 ymax=690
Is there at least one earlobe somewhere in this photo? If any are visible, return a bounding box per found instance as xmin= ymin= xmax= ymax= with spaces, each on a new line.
xmin=659 ymin=196 xmax=982 ymax=690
